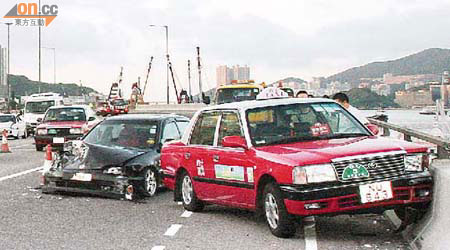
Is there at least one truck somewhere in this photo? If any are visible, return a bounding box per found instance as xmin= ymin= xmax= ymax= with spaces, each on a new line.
xmin=23 ymin=92 xmax=64 ymax=135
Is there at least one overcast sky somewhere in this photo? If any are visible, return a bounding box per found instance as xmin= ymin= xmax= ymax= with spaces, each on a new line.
xmin=1 ymin=0 xmax=450 ymax=101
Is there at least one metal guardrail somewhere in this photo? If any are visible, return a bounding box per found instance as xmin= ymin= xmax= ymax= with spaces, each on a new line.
xmin=368 ymin=118 xmax=450 ymax=159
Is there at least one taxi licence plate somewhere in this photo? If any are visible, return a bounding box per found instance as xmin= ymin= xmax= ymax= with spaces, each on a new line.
xmin=71 ymin=173 xmax=92 ymax=182
xmin=359 ymin=181 xmax=393 ymax=203
xmin=53 ymin=137 xmax=65 ymax=144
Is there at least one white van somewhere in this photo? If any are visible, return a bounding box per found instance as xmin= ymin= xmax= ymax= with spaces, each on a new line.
xmin=23 ymin=92 xmax=64 ymax=134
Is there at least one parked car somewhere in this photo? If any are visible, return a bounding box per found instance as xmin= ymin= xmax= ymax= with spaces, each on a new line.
xmin=0 ymin=114 xmax=27 ymax=139
xmin=95 ymin=101 xmax=112 ymax=116
xmin=34 ymin=105 xmax=100 ymax=151
xmin=41 ymin=114 xmax=190 ymax=200
xmin=161 ymin=98 xmax=433 ymax=238
xmin=110 ymin=98 xmax=129 ymax=115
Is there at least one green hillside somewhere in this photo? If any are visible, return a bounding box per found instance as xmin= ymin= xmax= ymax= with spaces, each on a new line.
xmin=344 ymin=88 xmax=400 ymax=109
xmin=327 ymin=48 xmax=450 ymax=83
xmin=9 ymin=74 xmax=97 ymax=97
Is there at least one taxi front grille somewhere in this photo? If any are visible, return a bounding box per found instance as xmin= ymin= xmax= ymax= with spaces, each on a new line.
xmin=332 ymin=153 xmax=405 ymax=183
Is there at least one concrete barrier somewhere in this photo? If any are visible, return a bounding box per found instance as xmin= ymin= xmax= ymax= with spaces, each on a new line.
xmin=131 ymin=103 xmax=207 ymax=118
xmin=390 ymin=159 xmax=450 ymax=250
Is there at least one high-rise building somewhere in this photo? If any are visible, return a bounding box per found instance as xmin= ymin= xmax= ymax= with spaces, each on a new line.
xmin=216 ymin=65 xmax=228 ymax=88
xmin=216 ymin=64 xmax=251 ymax=87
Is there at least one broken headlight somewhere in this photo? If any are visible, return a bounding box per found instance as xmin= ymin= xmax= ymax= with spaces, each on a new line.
xmin=103 ymin=167 xmax=123 ymax=175
xmin=404 ymin=153 xmax=428 ymax=172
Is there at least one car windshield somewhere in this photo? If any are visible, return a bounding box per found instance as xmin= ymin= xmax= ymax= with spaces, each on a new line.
xmin=112 ymin=99 xmax=127 ymax=105
xmin=25 ymin=100 xmax=55 ymax=114
xmin=246 ymin=102 xmax=370 ymax=146
xmin=44 ymin=108 xmax=87 ymax=122
xmin=216 ymin=88 xmax=260 ymax=104
xmin=0 ymin=115 xmax=14 ymax=123
xmin=84 ymin=119 xmax=160 ymax=150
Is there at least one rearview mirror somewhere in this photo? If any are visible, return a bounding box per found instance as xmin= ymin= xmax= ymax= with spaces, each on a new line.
xmin=222 ymin=136 xmax=247 ymax=149
xmin=366 ymin=123 xmax=379 ymax=135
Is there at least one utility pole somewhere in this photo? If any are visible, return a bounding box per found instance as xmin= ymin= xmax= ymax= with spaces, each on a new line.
xmin=196 ymin=47 xmax=203 ymax=103
xmin=188 ymin=60 xmax=192 ymax=102
xmin=148 ymin=24 xmax=169 ymax=103
xmin=38 ymin=0 xmax=41 ymax=92
xmin=5 ymin=22 xmax=12 ymax=112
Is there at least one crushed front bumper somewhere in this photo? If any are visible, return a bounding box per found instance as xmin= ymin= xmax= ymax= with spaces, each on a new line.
xmin=42 ymin=171 xmax=144 ymax=200
xmin=280 ymin=172 xmax=433 ymax=216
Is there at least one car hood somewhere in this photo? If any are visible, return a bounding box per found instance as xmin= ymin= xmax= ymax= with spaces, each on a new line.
xmin=253 ymin=136 xmax=428 ymax=166
xmin=67 ymin=143 xmax=158 ymax=170
xmin=38 ymin=121 xmax=86 ymax=128
xmin=0 ymin=122 xmax=13 ymax=129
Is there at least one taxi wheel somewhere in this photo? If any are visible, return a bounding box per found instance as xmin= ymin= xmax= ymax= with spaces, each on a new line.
xmin=180 ymin=172 xmax=204 ymax=212
xmin=263 ymin=183 xmax=296 ymax=238
xmin=142 ymin=167 xmax=158 ymax=197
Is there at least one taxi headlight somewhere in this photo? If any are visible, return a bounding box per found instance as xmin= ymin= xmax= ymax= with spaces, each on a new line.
xmin=69 ymin=127 xmax=83 ymax=134
xmin=36 ymin=128 xmax=47 ymax=135
xmin=293 ymin=164 xmax=337 ymax=184
xmin=405 ymin=154 xmax=427 ymax=172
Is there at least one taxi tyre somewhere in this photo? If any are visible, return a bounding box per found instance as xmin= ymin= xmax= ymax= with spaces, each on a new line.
xmin=142 ymin=167 xmax=159 ymax=197
xmin=180 ymin=172 xmax=204 ymax=212
xmin=263 ymin=182 xmax=296 ymax=238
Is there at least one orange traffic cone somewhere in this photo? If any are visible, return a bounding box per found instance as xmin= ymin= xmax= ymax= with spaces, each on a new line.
xmin=0 ymin=129 xmax=11 ymax=153
xmin=42 ymin=144 xmax=53 ymax=171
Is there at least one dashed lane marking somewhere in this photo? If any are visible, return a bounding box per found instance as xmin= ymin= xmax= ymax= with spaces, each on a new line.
xmin=181 ymin=211 xmax=192 ymax=218
xmin=151 ymin=246 xmax=166 ymax=250
xmin=0 ymin=167 xmax=43 ymax=182
xmin=304 ymin=216 xmax=318 ymax=250
xmin=164 ymin=224 xmax=182 ymax=237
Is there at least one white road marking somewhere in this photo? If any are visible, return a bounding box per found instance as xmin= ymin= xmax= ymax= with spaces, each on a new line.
xmin=303 ymin=216 xmax=318 ymax=250
xmin=181 ymin=211 xmax=192 ymax=218
xmin=164 ymin=224 xmax=182 ymax=237
xmin=151 ymin=246 xmax=166 ymax=250
xmin=0 ymin=167 xmax=43 ymax=182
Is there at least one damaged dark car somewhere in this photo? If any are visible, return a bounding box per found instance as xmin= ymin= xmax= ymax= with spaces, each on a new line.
xmin=41 ymin=114 xmax=190 ymax=200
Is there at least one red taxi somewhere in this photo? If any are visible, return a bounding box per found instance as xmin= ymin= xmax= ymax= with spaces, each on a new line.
xmin=161 ymin=98 xmax=433 ymax=238
xmin=34 ymin=105 xmax=100 ymax=151
xmin=110 ymin=98 xmax=129 ymax=115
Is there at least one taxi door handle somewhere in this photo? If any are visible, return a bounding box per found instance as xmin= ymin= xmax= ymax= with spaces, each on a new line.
xmin=213 ymin=155 xmax=219 ymax=162
xmin=184 ymin=153 xmax=191 ymax=160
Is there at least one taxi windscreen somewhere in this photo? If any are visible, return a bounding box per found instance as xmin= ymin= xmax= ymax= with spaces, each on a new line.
xmin=246 ymin=102 xmax=369 ymax=146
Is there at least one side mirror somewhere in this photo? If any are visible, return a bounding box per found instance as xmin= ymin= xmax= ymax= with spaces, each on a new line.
xmin=37 ymin=118 xmax=42 ymax=123
xmin=88 ymin=117 xmax=96 ymax=122
xmin=221 ymin=136 xmax=248 ymax=149
xmin=203 ymin=96 xmax=211 ymax=105
xmin=366 ymin=123 xmax=379 ymax=135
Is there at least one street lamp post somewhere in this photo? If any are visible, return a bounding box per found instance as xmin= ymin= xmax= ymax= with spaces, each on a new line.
xmin=149 ymin=24 xmax=169 ymax=104
xmin=5 ymin=22 xmax=12 ymax=113
xmin=42 ymin=47 xmax=56 ymax=84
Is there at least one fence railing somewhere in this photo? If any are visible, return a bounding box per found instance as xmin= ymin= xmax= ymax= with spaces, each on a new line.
xmin=368 ymin=118 xmax=450 ymax=159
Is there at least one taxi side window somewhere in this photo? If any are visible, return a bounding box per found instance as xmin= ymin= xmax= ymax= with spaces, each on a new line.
xmin=190 ymin=112 xmax=219 ymax=146
xmin=218 ymin=112 xmax=243 ymax=146
xmin=162 ymin=122 xmax=180 ymax=143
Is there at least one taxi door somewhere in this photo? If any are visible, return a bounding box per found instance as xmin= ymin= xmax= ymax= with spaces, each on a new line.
xmin=207 ymin=111 xmax=255 ymax=207
xmin=185 ymin=111 xmax=221 ymax=201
